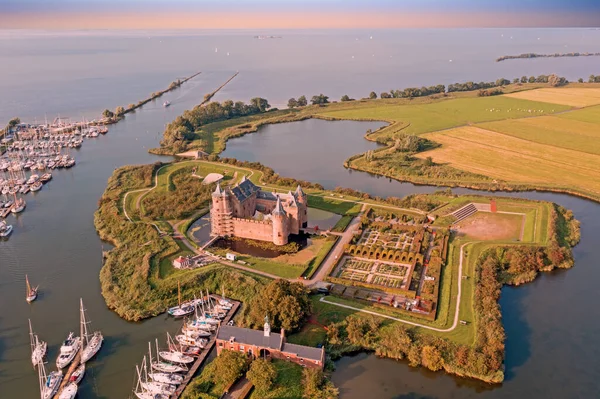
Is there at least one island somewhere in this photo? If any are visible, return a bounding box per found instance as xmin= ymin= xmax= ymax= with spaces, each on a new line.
xmin=93 ymin=74 xmax=597 ymax=392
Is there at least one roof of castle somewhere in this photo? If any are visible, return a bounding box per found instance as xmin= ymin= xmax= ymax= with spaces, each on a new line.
xmin=231 ymin=179 xmax=260 ymax=202
xmin=272 ymin=195 xmax=287 ymax=216
xmin=212 ymin=182 xmax=222 ymax=196
xmin=295 ymin=185 xmax=306 ymax=197
xmin=288 ymin=191 xmax=298 ymax=207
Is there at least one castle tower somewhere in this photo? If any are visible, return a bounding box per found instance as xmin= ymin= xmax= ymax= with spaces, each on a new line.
xmin=295 ymin=185 xmax=308 ymax=228
xmin=287 ymin=191 xmax=300 ymax=234
xmin=272 ymin=195 xmax=289 ymax=245
xmin=211 ymin=183 xmax=233 ymax=236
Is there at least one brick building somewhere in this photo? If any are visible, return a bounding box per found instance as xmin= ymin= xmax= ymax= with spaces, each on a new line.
xmin=215 ymin=318 xmax=324 ymax=369
xmin=210 ymin=177 xmax=308 ymax=246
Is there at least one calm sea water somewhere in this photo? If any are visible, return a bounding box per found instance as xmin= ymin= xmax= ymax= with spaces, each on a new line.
xmin=0 ymin=29 xmax=599 ymax=399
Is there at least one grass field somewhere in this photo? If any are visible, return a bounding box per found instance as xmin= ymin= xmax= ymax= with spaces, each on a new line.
xmin=419 ymin=126 xmax=600 ymax=195
xmin=307 ymin=194 xmax=362 ymax=215
xmin=317 ymin=96 xmax=571 ymax=136
xmin=478 ymin=116 xmax=600 ymax=155
xmin=556 ymin=104 xmax=600 ymax=124
xmin=455 ymin=212 xmax=523 ymax=241
xmin=504 ymin=88 xmax=600 ymax=107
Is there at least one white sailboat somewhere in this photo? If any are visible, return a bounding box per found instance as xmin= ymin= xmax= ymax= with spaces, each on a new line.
xmin=69 ymin=363 xmax=85 ymax=384
xmin=80 ymin=298 xmax=103 ymax=363
xmin=167 ymin=282 xmax=195 ymax=317
xmin=38 ymin=358 xmax=62 ymax=399
xmin=26 ymin=274 xmax=39 ymax=302
xmin=29 ymin=319 xmax=47 ymax=368
xmin=0 ymin=220 xmax=13 ymax=237
xmin=141 ymin=357 xmax=177 ymax=395
xmin=56 ymin=332 xmax=81 ymax=369
xmin=158 ymin=333 xmax=195 ymax=364
xmin=57 ymin=382 xmax=77 ymax=399
xmin=134 ymin=362 xmax=169 ymax=399
xmin=149 ymin=341 xmax=187 ymax=374
xmin=148 ymin=371 xmax=184 ymax=385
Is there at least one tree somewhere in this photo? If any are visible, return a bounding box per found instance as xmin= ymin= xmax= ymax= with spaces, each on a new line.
xmin=250 ymin=97 xmax=271 ymax=112
xmin=302 ymin=368 xmax=339 ymax=399
xmin=102 ymin=109 xmax=114 ymax=119
xmin=512 ymin=78 xmax=520 ymax=84
xmin=424 ymin=156 xmax=434 ymax=167
xmin=311 ymin=94 xmax=329 ymax=105
xmin=578 ymin=78 xmax=584 ymax=83
xmin=213 ymin=350 xmax=248 ymax=388
xmin=249 ymin=279 xmax=311 ymax=331
xmin=528 ymin=76 xmax=536 ymax=83
xmin=380 ymin=92 xmax=391 ymax=98
xmin=115 ymin=106 xmax=125 ymax=116
xmin=247 ymin=359 xmax=277 ymax=395
xmin=288 ymin=98 xmax=298 ymax=108
xmin=297 ymin=95 xmax=308 ymax=107
xmin=340 ymin=95 xmax=351 ymax=102
xmin=7 ymin=117 xmax=20 ymax=129
xmin=369 ymin=91 xmax=377 ymax=99
xmin=548 ymin=74 xmax=562 ymax=87
xmin=421 ymin=345 xmax=444 ymax=371
xmin=520 ymin=76 xmax=528 ymax=83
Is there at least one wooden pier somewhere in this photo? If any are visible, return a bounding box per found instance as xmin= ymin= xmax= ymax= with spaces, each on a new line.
xmin=170 ymin=295 xmax=240 ymax=399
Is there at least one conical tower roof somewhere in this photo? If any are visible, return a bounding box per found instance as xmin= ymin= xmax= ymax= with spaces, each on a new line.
xmin=272 ymin=195 xmax=286 ymax=216
xmin=295 ymin=185 xmax=306 ymax=197
xmin=288 ymin=191 xmax=298 ymax=207
xmin=212 ymin=182 xmax=222 ymax=196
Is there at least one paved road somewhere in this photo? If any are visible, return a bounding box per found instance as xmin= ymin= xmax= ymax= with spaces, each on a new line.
xmin=319 ymin=241 xmax=471 ymax=332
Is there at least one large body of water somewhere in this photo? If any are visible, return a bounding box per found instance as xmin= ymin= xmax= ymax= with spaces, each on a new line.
xmin=0 ymin=29 xmax=599 ymax=399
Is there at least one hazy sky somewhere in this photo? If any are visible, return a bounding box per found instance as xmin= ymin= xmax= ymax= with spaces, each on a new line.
xmin=1 ymin=0 xmax=599 ymax=29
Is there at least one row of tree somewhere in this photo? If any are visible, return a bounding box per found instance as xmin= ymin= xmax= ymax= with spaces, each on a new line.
xmin=161 ymin=98 xmax=271 ymax=151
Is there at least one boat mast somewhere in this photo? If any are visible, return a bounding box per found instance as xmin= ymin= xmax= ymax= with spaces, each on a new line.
xmin=26 ymin=275 xmax=31 ymax=296
xmin=29 ymin=319 xmax=35 ymax=353
xmin=80 ymin=298 xmax=89 ymax=346
xmin=38 ymin=357 xmax=47 ymax=399
xmin=178 ymin=281 xmax=182 ymax=308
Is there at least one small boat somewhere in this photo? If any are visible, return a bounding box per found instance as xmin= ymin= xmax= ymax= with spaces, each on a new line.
xmin=29 ymin=319 xmax=47 ymax=367
xmin=167 ymin=282 xmax=197 ymax=317
xmin=40 ymin=173 xmax=53 ymax=183
xmin=69 ymin=363 xmax=85 ymax=384
xmin=141 ymin=380 xmax=176 ymax=396
xmin=58 ymin=382 xmax=77 ymax=399
xmin=11 ymin=197 xmax=26 ymax=213
xmin=0 ymin=221 xmax=13 ymax=237
xmin=149 ymin=340 xmax=187 ymax=374
xmin=56 ymin=333 xmax=81 ymax=369
xmin=80 ymin=298 xmax=103 ymax=363
xmin=30 ymin=181 xmax=43 ymax=192
xmin=159 ymin=350 xmax=194 ymax=364
xmin=148 ymin=372 xmax=184 ymax=385
xmin=26 ymin=275 xmax=39 ymax=302
xmin=39 ymin=363 xmax=62 ymax=399
xmin=163 ymin=101 xmax=171 ymax=107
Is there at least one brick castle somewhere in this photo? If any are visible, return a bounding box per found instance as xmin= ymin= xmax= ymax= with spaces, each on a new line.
xmin=210 ymin=177 xmax=308 ymax=245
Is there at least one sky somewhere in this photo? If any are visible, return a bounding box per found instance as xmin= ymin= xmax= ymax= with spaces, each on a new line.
xmin=1 ymin=0 xmax=599 ymax=29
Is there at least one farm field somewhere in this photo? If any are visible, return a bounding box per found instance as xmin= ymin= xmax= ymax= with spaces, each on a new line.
xmin=316 ymin=96 xmax=571 ymax=136
xmin=504 ymin=88 xmax=600 ymax=107
xmin=419 ymin=126 xmax=600 ymax=196
xmin=478 ymin=116 xmax=600 ymax=155
xmin=556 ymin=104 xmax=600 ymax=124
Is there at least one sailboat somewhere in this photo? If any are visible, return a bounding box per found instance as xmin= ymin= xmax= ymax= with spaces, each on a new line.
xmin=167 ymin=282 xmax=195 ymax=318
xmin=80 ymin=298 xmax=103 ymax=363
xmin=158 ymin=333 xmax=195 ymax=364
xmin=69 ymin=363 xmax=85 ymax=384
xmin=29 ymin=319 xmax=47 ymax=367
xmin=149 ymin=341 xmax=187 ymax=374
xmin=134 ymin=362 xmax=169 ymax=399
xmin=38 ymin=357 xmax=62 ymax=399
xmin=0 ymin=220 xmax=12 ymax=238
xmin=26 ymin=275 xmax=39 ymax=302
xmin=57 ymin=382 xmax=77 ymax=399
xmin=140 ymin=356 xmax=177 ymax=396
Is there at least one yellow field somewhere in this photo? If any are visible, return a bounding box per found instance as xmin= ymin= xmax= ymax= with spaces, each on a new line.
xmin=504 ymin=88 xmax=600 ymax=107
xmin=478 ymin=116 xmax=600 ymax=155
xmin=419 ymin=126 xmax=600 ymax=195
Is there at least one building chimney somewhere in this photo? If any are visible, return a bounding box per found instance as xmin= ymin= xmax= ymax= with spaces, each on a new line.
xmin=280 ymin=328 xmax=286 ymax=350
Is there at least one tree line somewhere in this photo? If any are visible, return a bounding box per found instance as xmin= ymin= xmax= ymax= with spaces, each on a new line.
xmin=496 ymin=52 xmax=600 ymax=62
xmin=161 ymin=98 xmax=271 ymax=152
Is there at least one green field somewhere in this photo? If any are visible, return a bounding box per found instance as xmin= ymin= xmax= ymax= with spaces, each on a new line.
xmin=557 ymin=104 xmax=600 ymax=124
xmin=317 ymin=96 xmax=571 ymax=137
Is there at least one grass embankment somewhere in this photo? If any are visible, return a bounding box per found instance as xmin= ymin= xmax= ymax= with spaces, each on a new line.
xmin=94 ymin=163 xmax=271 ymax=321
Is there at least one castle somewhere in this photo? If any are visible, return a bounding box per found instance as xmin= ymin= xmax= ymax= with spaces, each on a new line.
xmin=210 ymin=177 xmax=308 ymax=245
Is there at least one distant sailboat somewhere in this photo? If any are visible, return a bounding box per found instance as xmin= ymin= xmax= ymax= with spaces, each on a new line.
xmin=80 ymin=298 xmax=103 ymax=363
xmin=26 ymin=275 xmax=39 ymax=303
xmin=29 ymin=319 xmax=47 ymax=368
xmin=38 ymin=356 xmax=62 ymax=399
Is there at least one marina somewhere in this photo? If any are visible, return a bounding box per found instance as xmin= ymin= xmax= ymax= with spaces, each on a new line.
xmin=131 ymin=293 xmax=240 ymax=399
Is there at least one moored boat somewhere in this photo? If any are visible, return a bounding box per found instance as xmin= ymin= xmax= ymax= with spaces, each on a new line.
xmin=80 ymin=298 xmax=103 ymax=363
xmin=57 ymin=382 xmax=77 ymax=399
xmin=29 ymin=319 xmax=47 ymax=367
xmin=69 ymin=363 xmax=85 ymax=384
xmin=148 ymin=372 xmax=184 ymax=385
xmin=56 ymin=332 xmax=81 ymax=369
xmin=0 ymin=221 xmax=13 ymax=237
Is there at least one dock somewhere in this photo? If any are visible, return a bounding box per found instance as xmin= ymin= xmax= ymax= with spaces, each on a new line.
xmin=170 ymin=295 xmax=240 ymax=399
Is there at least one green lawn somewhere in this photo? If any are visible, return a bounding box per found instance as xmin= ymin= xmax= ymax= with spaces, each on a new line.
xmin=317 ymin=96 xmax=571 ymax=136
xmin=331 ymin=215 xmax=353 ymax=232
xmin=557 ymin=104 xmax=600 ymax=124
xmin=307 ymin=194 xmax=362 ymax=215
xmin=303 ymin=237 xmax=337 ymax=279
xmin=249 ymin=360 xmax=304 ymax=399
